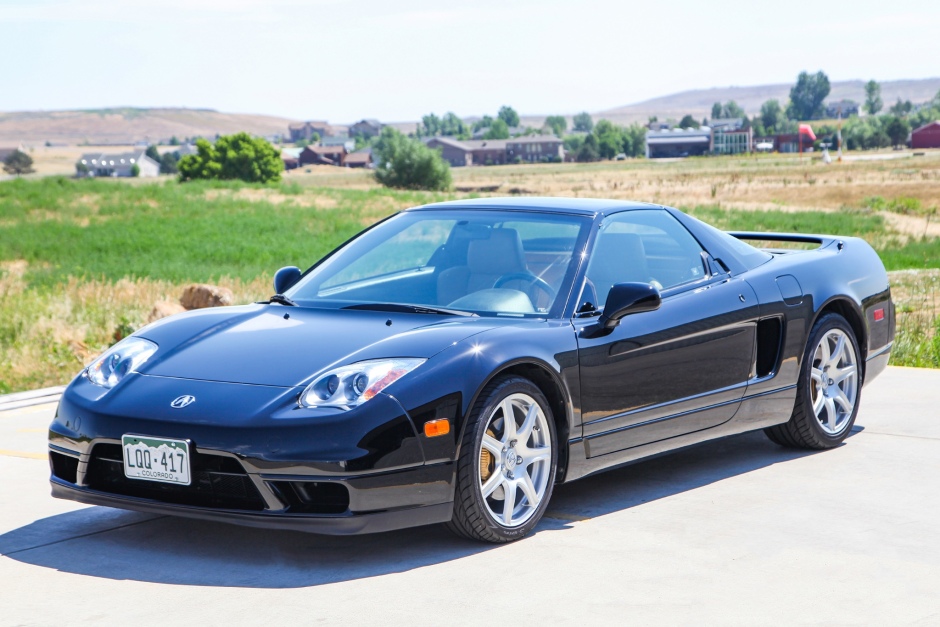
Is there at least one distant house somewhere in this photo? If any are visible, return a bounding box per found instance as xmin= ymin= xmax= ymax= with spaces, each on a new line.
xmin=344 ymin=149 xmax=373 ymax=168
xmin=646 ymin=128 xmax=711 ymax=158
xmin=709 ymin=118 xmax=744 ymax=132
xmin=177 ymin=143 xmax=199 ymax=157
xmin=774 ymin=133 xmax=814 ymax=153
xmin=282 ymin=147 xmax=303 ymax=170
xmin=75 ymin=151 xmax=160 ymax=178
xmin=911 ymin=121 xmax=940 ymax=149
xmin=712 ymin=127 xmax=753 ymax=155
xmin=647 ymin=121 xmax=672 ymax=131
xmin=349 ymin=119 xmax=384 ymax=138
xmin=320 ymin=135 xmax=355 ymax=150
xmin=299 ymin=145 xmax=347 ymax=166
xmin=506 ymin=136 xmax=564 ymax=162
xmin=465 ymin=139 xmax=508 ymax=165
xmin=288 ymin=121 xmax=333 ymax=142
xmin=426 ymin=137 xmax=473 ymax=167
xmin=825 ymin=100 xmax=859 ymax=118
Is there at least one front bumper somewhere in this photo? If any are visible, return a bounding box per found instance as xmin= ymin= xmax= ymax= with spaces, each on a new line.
xmin=49 ymin=442 xmax=455 ymax=534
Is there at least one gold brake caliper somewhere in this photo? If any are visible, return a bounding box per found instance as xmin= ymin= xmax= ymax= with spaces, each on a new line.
xmin=480 ymin=429 xmax=496 ymax=482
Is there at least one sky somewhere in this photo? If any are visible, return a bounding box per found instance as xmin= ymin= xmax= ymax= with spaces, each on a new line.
xmin=1 ymin=0 xmax=938 ymax=122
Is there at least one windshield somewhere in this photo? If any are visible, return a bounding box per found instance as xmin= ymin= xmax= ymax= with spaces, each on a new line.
xmin=288 ymin=209 xmax=592 ymax=317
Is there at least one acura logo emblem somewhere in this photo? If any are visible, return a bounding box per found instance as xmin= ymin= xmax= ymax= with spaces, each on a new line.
xmin=170 ymin=395 xmax=196 ymax=409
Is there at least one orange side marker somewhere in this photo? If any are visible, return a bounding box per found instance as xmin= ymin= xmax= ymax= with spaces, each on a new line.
xmin=424 ymin=419 xmax=450 ymax=437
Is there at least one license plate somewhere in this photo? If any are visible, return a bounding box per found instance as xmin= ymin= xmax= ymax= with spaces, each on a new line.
xmin=122 ymin=435 xmax=191 ymax=485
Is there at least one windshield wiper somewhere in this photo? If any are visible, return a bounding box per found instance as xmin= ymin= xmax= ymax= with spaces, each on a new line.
xmin=267 ymin=293 xmax=298 ymax=307
xmin=343 ymin=303 xmax=477 ymax=317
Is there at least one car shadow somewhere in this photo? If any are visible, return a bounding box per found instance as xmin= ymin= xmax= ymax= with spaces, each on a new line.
xmin=0 ymin=429 xmax=854 ymax=588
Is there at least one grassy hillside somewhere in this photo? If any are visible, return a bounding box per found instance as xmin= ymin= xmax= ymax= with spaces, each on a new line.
xmin=0 ymin=107 xmax=296 ymax=145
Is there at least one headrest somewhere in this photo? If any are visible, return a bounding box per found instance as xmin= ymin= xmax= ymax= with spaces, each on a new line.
xmin=467 ymin=229 xmax=526 ymax=275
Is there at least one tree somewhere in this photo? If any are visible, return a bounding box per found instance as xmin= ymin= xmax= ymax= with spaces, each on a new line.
xmin=2 ymin=149 xmax=34 ymax=176
xmin=483 ymin=118 xmax=510 ymax=140
xmin=711 ymin=102 xmax=723 ymax=121
xmin=544 ymin=115 xmax=567 ymax=136
xmin=373 ymin=127 xmax=451 ymax=191
xmin=885 ymin=116 xmax=911 ymax=147
xmin=678 ymin=114 xmax=699 ymax=129
xmin=160 ymin=152 xmax=179 ymax=175
xmin=593 ymin=120 xmax=623 ymax=159
xmin=572 ymin=111 xmax=594 ymax=133
xmin=169 ymin=136 xmax=180 ymax=146
xmin=786 ymin=70 xmax=831 ymax=120
xmin=576 ymin=134 xmax=599 ymax=162
xmin=472 ymin=115 xmax=494 ymax=132
xmin=888 ymin=98 xmax=913 ymax=117
xmin=419 ymin=113 xmax=442 ymax=137
xmin=622 ymin=124 xmax=647 ymax=158
xmin=498 ymin=105 xmax=520 ymax=128
xmin=760 ymin=99 xmax=783 ymax=133
xmin=178 ymin=133 xmax=283 ymax=183
xmin=130 ymin=163 xmax=141 ymax=177
xmin=864 ymin=80 xmax=883 ymax=116
xmin=145 ymin=145 xmax=161 ymax=163
xmin=440 ymin=112 xmax=467 ymax=137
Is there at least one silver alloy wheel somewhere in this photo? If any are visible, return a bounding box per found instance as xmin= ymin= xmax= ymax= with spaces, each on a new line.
xmin=478 ymin=393 xmax=552 ymax=528
xmin=810 ymin=328 xmax=859 ymax=435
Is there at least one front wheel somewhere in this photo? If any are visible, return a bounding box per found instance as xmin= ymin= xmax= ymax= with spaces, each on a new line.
xmin=447 ymin=376 xmax=557 ymax=543
xmin=765 ymin=313 xmax=862 ymax=449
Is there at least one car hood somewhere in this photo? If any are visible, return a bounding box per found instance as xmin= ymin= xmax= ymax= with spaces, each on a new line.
xmin=137 ymin=304 xmax=496 ymax=387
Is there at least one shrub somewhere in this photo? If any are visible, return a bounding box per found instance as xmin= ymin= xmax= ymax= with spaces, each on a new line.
xmin=373 ymin=127 xmax=452 ymax=191
xmin=178 ymin=133 xmax=283 ymax=184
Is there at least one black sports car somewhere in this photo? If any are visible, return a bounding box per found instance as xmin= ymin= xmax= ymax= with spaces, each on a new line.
xmin=48 ymin=198 xmax=895 ymax=543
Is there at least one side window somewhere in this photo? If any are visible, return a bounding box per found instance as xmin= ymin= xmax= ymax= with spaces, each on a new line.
xmin=584 ymin=210 xmax=706 ymax=308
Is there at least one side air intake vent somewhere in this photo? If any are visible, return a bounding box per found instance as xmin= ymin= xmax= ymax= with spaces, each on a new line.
xmin=755 ymin=317 xmax=783 ymax=378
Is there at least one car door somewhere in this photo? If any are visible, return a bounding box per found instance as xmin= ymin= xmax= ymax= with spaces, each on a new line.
xmin=575 ymin=209 xmax=759 ymax=458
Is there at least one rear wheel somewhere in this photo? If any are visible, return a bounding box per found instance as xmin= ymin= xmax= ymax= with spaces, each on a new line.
xmin=765 ymin=313 xmax=862 ymax=449
xmin=447 ymin=376 xmax=557 ymax=543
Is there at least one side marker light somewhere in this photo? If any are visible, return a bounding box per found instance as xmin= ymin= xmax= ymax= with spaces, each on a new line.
xmin=424 ymin=419 xmax=451 ymax=438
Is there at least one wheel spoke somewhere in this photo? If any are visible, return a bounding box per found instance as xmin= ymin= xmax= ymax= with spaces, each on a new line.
xmin=832 ymin=364 xmax=856 ymax=384
xmin=833 ymin=388 xmax=854 ymax=413
xmin=813 ymin=390 xmax=825 ymax=416
xmin=502 ymin=481 xmax=517 ymax=525
xmin=517 ymin=403 xmax=539 ymax=442
xmin=500 ymin=399 xmax=516 ymax=441
xmin=829 ymin=335 xmax=846 ymax=368
xmin=481 ymin=471 xmax=504 ymax=498
xmin=517 ymin=472 xmax=538 ymax=508
xmin=824 ymin=397 xmax=839 ymax=429
xmin=523 ymin=445 xmax=551 ymax=466
xmin=811 ymin=367 xmax=825 ymax=383
xmin=481 ymin=434 xmax=502 ymax=457
xmin=818 ymin=336 xmax=831 ymax=365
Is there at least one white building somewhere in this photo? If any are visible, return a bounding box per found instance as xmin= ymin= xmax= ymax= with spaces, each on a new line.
xmin=76 ymin=151 xmax=161 ymax=178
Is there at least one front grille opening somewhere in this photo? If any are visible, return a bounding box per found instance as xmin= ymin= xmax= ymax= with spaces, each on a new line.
xmin=85 ymin=443 xmax=266 ymax=511
xmin=756 ymin=317 xmax=783 ymax=378
xmin=269 ymin=481 xmax=349 ymax=514
xmin=50 ymin=451 xmax=79 ymax=484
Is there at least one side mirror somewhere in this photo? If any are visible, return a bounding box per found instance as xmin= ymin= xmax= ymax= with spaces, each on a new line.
xmin=273 ymin=266 xmax=302 ymax=294
xmin=596 ymin=282 xmax=661 ymax=330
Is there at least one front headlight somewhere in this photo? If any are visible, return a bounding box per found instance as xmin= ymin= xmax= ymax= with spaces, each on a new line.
xmin=85 ymin=337 xmax=158 ymax=389
xmin=300 ymin=358 xmax=426 ymax=409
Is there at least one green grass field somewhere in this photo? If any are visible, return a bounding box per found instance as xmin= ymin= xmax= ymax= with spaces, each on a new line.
xmin=1 ymin=173 xmax=938 ymax=393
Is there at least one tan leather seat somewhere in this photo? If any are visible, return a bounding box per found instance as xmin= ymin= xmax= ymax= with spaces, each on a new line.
xmin=437 ymin=229 xmax=529 ymax=306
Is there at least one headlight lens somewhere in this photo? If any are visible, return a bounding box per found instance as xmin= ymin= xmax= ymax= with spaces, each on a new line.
xmin=85 ymin=337 xmax=158 ymax=389
xmin=300 ymin=358 xmax=426 ymax=409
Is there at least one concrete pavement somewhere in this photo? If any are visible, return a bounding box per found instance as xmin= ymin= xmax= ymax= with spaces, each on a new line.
xmin=1 ymin=366 xmax=938 ymax=625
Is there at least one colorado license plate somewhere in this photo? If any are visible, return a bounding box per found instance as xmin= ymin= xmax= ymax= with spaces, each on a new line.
xmin=122 ymin=435 xmax=191 ymax=485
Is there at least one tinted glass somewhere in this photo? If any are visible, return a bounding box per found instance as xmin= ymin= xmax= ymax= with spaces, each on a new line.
xmin=289 ymin=210 xmax=591 ymax=317
xmin=583 ymin=209 xmax=706 ymax=308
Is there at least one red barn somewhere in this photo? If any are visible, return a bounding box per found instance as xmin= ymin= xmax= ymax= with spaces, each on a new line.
xmin=911 ymin=121 xmax=940 ymax=149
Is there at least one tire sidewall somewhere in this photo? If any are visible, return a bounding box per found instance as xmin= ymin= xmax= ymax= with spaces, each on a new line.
xmin=466 ymin=377 xmax=558 ymax=541
xmin=800 ymin=313 xmax=863 ymax=444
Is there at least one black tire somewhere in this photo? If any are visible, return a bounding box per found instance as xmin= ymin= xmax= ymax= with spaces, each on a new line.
xmin=446 ymin=376 xmax=558 ymax=543
xmin=764 ymin=312 xmax=862 ymax=449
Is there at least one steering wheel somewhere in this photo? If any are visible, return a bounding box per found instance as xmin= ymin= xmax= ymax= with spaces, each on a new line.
xmin=493 ymin=272 xmax=557 ymax=302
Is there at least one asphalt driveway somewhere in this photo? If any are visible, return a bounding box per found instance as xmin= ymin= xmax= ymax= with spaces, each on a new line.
xmin=1 ymin=366 xmax=938 ymax=625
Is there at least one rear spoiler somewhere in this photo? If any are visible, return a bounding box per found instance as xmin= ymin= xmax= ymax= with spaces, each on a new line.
xmin=727 ymin=231 xmax=841 ymax=251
